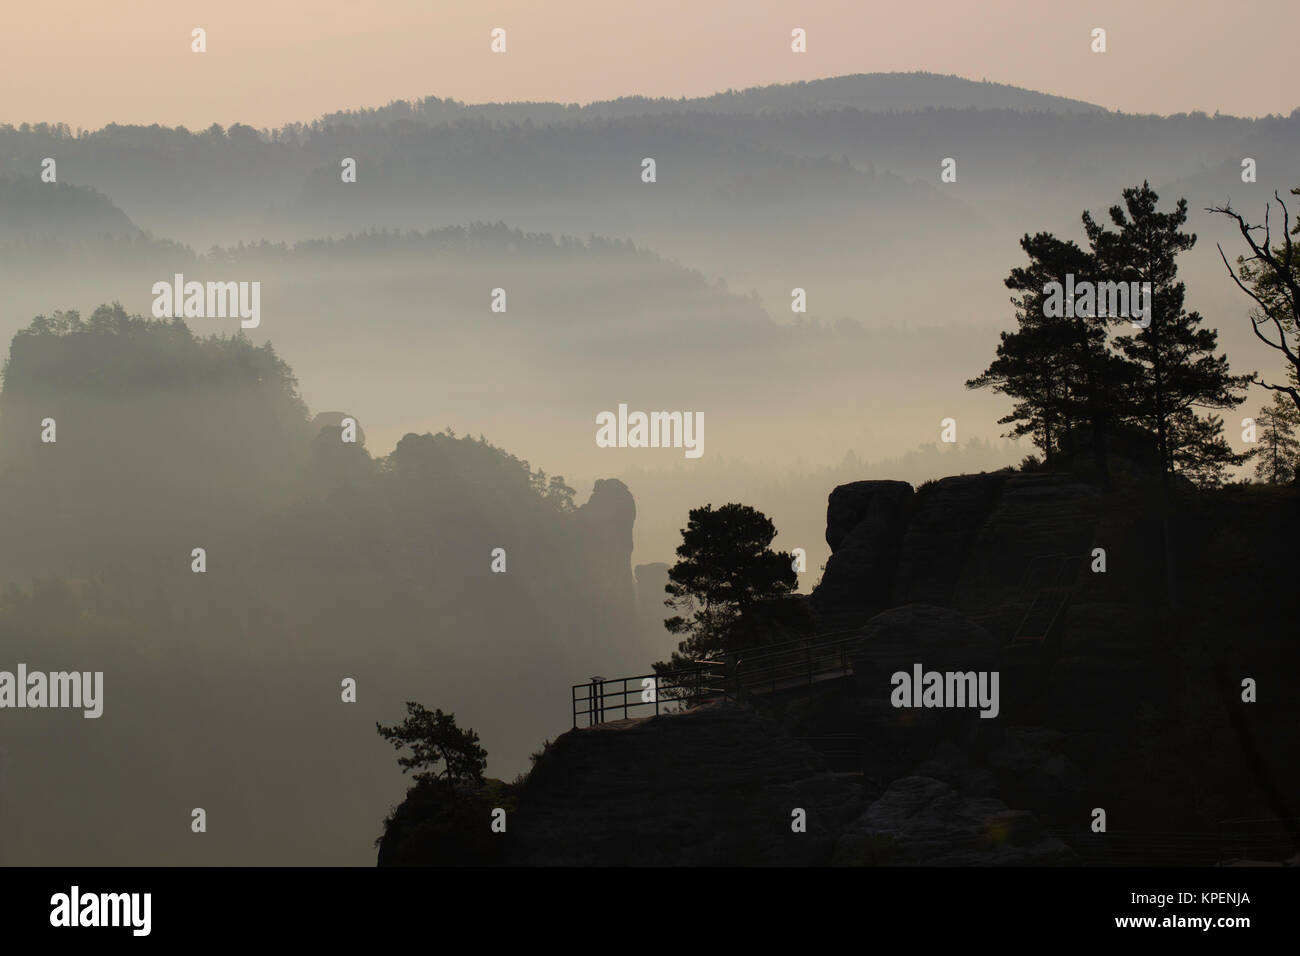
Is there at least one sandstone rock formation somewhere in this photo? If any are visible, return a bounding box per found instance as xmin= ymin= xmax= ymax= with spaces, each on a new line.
xmin=833 ymin=775 xmax=1076 ymax=866
xmin=810 ymin=479 xmax=912 ymax=628
xmin=383 ymin=468 xmax=1300 ymax=866
xmin=508 ymin=703 xmax=865 ymax=866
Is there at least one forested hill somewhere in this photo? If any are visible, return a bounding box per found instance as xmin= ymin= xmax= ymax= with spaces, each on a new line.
xmin=0 ymin=173 xmax=139 ymax=241
xmin=314 ymin=72 xmax=1107 ymax=127
xmin=0 ymin=306 xmax=662 ymax=864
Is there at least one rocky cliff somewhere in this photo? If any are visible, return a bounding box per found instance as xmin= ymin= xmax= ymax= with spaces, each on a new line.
xmin=381 ymin=470 xmax=1300 ymax=866
xmin=506 ymin=700 xmax=1073 ymax=867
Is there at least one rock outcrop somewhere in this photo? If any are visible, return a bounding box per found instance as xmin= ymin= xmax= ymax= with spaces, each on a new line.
xmin=833 ymin=776 xmax=1076 ymax=866
xmin=810 ymin=480 xmax=912 ymax=628
xmin=575 ymin=478 xmax=636 ymax=562
xmin=850 ymin=603 xmax=1000 ymax=681
xmin=390 ymin=469 xmax=1300 ymax=866
xmin=810 ymin=472 xmax=1106 ymax=639
xmin=892 ymin=473 xmax=1009 ymax=606
xmin=502 ymin=602 xmax=1082 ymax=866
xmin=508 ymin=704 xmax=866 ymax=866
xmin=568 ymin=479 xmax=640 ymax=661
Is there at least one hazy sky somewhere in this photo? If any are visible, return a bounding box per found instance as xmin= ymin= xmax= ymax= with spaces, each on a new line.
xmin=1 ymin=0 xmax=1293 ymax=130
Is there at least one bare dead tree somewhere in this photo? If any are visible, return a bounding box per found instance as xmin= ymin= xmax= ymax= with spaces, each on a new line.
xmin=1208 ymin=189 xmax=1300 ymax=413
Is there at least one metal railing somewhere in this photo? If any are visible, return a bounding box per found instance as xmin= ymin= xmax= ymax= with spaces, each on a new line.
xmin=730 ymin=634 xmax=858 ymax=701
xmin=1006 ymin=552 xmax=1084 ymax=646
xmin=573 ymin=627 xmax=866 ymax=727
xmin=572 ymin=660 xmax=728 ymax=728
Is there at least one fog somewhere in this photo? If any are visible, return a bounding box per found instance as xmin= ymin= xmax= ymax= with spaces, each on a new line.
xmin=1 ymin=74 xmax=1295 ymax=863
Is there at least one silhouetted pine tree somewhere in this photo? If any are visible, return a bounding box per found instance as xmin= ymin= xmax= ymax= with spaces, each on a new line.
xmin=1085 ymin=182 xmax=1249 ymax=487
xmin=1245 ymin=393 xmax=1300 ymax=484
xmin=655 ymin=502 xmax=809 ymax=673
xmin=969 ymin=232 xmax=1132 ymax=479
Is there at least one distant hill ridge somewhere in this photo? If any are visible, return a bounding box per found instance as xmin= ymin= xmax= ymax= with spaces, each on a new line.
xmin=0 ymin=173 xmax=139 ymax=240
xmin=315 ymin=72 xmax=1107 ymax=127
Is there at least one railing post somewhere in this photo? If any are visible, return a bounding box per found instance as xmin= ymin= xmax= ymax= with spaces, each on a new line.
xmin=623 ymin=677 xmax=629 ymax=720
xmin=589 ymin=676 xmax=605 ymax=726
xmin=655 ymin=674 xmax=660 ymax=716
xmin=572 ymin=684 xmax=577 ymax=729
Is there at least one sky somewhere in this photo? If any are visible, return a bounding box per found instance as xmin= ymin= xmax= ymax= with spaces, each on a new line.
xmin=0 ymin=0 xmax=1294 ymax=131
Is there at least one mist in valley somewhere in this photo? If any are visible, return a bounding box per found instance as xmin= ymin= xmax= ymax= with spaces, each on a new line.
xmin=1 ymin=73 xmax=1296 ymax=863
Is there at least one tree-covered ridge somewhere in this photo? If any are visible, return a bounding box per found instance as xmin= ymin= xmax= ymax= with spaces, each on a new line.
xmin=0 ymin=303 xmax=585 ymax=508
xmin=3 ymin=304 xmax=304 ymax=399
xmin=0 ymin=172 xmax=138 ymax=239
xmin=0 ymin=304 xmax=587 ymax=581
xmin=0 ymin=305 xmax=649 ymax=868
xmin=312 ymin=72 xmax=1108 ymax=129
xmin=204 ymin=222 xmax=679 ymax=268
